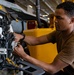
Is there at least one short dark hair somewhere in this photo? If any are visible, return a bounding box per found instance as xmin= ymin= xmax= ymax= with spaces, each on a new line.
xmin=56 ymin=1 xmax=74 ymax=17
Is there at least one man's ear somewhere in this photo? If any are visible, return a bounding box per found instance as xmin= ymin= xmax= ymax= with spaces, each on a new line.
xmin=71 ymin=17 xmax=74 ymax=23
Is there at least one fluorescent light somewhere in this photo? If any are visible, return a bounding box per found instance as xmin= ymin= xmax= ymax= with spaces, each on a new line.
xmin=28 ymin=5 xmax=33 ymax=8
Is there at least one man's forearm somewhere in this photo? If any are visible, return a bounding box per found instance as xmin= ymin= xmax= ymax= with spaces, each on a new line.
xmin=22 ymin=54 xmax=55 ymax=75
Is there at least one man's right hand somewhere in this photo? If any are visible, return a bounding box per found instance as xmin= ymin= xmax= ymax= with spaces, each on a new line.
xmin=13 ymin=44 xmax=28 ymax=59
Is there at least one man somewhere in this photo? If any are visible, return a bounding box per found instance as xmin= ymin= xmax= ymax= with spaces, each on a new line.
xmin=14 ymin=1 xmax=74 ymax=75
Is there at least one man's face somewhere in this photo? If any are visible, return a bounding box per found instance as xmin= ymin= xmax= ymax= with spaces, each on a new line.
xmin=55 ymin=8 xmax=72 ymax=31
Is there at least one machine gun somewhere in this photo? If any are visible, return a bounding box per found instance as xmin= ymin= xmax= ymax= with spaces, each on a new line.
xmin=0 ymin=5 xmax=45 ymax=75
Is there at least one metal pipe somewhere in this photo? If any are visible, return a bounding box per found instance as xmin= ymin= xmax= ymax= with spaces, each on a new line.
xmin=36 ymin=0 xmax=41 ymax=28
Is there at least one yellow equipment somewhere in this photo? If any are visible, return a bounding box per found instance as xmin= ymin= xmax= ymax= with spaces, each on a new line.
xmin=23 ymin=28 xmax=57 ymax=63
xmin=62 ymin=0 xmax=74 ymax=2
xmin=0 ymin=5 xmax=7 ymax=13
xmin=49 ymin=13 xmax=55 ymax=29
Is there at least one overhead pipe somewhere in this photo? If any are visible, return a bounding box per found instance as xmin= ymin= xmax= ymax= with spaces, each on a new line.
xmin=36 ymin=0 xmax=42 ymax=28
xmin=29 ymin=0 xmax=48 ymax=15
xmin=42 ymin=0 xmax=54 ymax=12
